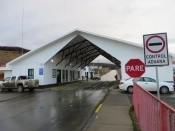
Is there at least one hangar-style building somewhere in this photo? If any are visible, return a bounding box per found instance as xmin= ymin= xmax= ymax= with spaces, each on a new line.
xmin=0 ymin=29 xmax=174 ymax=85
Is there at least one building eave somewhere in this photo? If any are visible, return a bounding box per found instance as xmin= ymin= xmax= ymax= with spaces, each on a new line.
xmin=6 ymin=29 xmax=175 ymax=65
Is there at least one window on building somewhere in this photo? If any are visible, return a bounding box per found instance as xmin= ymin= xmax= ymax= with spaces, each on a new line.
xmin=72 ymin=71 xmax=74 ymax=80
xmin=28 ymin=69 xmax=34 ymax=79
xmin=52 ymin=69 xmax=56 ymax=78
xmin=70 ymin=70 xmax=72 ymax=81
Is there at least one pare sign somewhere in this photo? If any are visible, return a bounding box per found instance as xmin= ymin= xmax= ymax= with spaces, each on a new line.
xmin=126 ymin=65 xmax=145 ymax=72
xmin=125 ymin=59 xmax=145 ymax=78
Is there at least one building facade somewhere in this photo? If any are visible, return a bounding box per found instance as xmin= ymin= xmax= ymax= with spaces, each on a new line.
xmin=0 ymin=29 xmax=174 ymax=85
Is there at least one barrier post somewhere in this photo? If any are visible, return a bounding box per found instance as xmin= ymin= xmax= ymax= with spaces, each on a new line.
xmin=161 ymin=103 xmax=168 ymax=131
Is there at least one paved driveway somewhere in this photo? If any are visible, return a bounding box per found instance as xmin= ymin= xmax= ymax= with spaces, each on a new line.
xmin=0 ymin=81 xmax=113 ymax=131
xmin=101 ymin=70 xmax=117 ymax=81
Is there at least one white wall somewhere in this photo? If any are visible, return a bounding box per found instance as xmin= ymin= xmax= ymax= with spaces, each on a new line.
xmin=9 ymin=33 xmax=77 ymax=66
xmin=10 ymin=62 xmax=44 ymax=85
xmin=5 ymin=31 xmax=174 ymax=84
xmin=80 ymin=32 xmax=174 ymax=81
xmin=44 ymin=60 xmax=82 ymax=85
xmin=4 ymin=71 xmax=12 ymax=78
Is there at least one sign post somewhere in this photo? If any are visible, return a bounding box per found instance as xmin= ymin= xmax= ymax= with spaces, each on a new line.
xmin=143 ymin=33 xmax=169 ymax=99
xmin=155 ymin=67 xmax=160 ymax=98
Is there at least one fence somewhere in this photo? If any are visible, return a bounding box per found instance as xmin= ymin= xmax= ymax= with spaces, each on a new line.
xmin=133 ymin=83 xmax=175 ymax=131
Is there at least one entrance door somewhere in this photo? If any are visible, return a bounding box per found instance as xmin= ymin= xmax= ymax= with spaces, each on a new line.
xmin=90 ymin=72 xmax=93 ymax=79
xmin=57 ymin=69 xmax=61 ymax=83
xmin=70 ymin=70 xmax=72 ymax=82
xmin=72 ymin=71 xmax=74 ymax=81
xmin=62 ymin=70 xmax=65 ymax=82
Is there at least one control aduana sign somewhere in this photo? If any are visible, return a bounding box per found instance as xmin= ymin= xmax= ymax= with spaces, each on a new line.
xmin=143 ymin=33 xmax=169 ymax=67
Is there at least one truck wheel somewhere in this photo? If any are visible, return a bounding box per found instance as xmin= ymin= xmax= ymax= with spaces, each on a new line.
xmin=17 ymin=85 xmax=24 ymax=93
xmin=29 ymin=88 xmax=35 ymax=92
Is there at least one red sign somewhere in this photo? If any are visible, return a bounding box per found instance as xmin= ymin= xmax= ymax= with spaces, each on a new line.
xmin=125 ymin=59 xmax=145 ymax=78
xmin=146 ymin=35 xmax=165 ymax=53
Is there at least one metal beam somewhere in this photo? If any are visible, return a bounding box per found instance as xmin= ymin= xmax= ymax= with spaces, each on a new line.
xmin=64 ymin=41 xmax=86 ymax=57
xmin=71 ymin=46 xmax=95 ymax=59
xmin=59 ymin=40 xmax=87 ymax=53
xmin=86 ymin=40 xmax=121 ymax=67
xmin=65 ymin=51 xmax=78 ymax=67
xmin=77 ymin=51 xmax=99 ymax=63
xmin=62 ymin=43 xmax=92 ymax=60
xmin=77 ymin=53 xmax=100 ymax=69
xmin=81 ymin=54 xmax=100 ymax=69
xmin=65 ymin=46 xmax=95 ymax=67
xmin=56 ymin=41 xmax=86 ymax=66
xmin=71 ymin=50 xmax=98 ymax=68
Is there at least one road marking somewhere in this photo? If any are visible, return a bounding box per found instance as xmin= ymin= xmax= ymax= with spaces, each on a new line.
xmin=95 ymin=104 xmax=103 ymax=113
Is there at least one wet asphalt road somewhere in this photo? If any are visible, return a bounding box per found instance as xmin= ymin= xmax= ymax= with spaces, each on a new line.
xmin=0 ymin=81 xmax=114 ymax=131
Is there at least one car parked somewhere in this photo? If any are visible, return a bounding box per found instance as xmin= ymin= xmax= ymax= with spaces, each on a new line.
xmin=93 ymin=74 xmax=101 ymax=80
xmin=119 ymin=76 xmax=174 ymax=94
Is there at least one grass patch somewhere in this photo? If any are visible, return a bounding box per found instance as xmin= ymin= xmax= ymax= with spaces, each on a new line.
xmin=129 ymin=105 xmax=141 ymax=131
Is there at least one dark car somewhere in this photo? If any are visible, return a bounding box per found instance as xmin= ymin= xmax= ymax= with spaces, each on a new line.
xmin=93 ymin=74 xmax=101 ymax=80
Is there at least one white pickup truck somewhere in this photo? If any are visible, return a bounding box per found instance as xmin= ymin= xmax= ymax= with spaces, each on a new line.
xmin=0 ymin=75 xmax=39 ymax=93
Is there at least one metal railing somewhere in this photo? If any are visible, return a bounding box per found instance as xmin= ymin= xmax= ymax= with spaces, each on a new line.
xmin=133 ymin=83 xmax=175 ymax=131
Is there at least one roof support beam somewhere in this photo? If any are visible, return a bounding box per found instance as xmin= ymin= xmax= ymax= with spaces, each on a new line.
xmin=71 ymin=50 xmax=98 ymax=68
xmin=71 ymin=46 xmax=95 ymax=59
xmin=81 ymin=54 xmax=100 ymax=69
xmin=86 ymin=40 xmax=121 ymax=67
xmin=56 ymin=41 xmax=86 ymax=66
xmin=59 ymin=40 xmax=87 ymax=53
xmin=65 ymin=46 xmax=95 ymax=67
xmin=76 ymin=51 xmax=98 ymax=64
xmin=65 ymin=51 xmax=78 ymax=67
xmin=69 ymin=44 xmax=92 ymax=56
xmin=64 ymin=42 xmax=88 ymax=57
xmin=77 ymin=53 xmax=100 ymax=69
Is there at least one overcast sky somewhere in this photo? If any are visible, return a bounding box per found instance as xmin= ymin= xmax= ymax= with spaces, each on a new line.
xmin=0 ymin=0 xmax=175 ymax=63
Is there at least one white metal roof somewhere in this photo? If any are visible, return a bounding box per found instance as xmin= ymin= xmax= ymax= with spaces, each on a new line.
xmin=6 ymin=29 xmax=175 ymax=66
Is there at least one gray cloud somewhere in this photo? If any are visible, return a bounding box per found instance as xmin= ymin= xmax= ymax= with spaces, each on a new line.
xmin=0 ymin=0 xmax=175 ymax=56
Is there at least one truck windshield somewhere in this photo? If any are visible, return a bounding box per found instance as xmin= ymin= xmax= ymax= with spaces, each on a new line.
xmin=11 ymin=76 xmax=16 ymax=81
xmin=18 ymin=76 xmax=28 ymax=80
xmin=4 ymin=77 xmax=11 ymax=81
